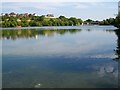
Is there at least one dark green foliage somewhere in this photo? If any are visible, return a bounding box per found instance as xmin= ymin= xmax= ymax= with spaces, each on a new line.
xmin=59 ymin=16 xmax=66 ymax=19
xmin=114 ymin=15 xmax=120 ymax=28
xmin=99 ymin=18 xmax=115 ymax=25
xmin=85 ymin=19 xmax=93 ymax=23
xmin=69 ymin=17 xmax=79 ymax=26
xmin=1 ymin=15 xmax=83 ymax=28
xmin=114 ymin=29 xmax=120 ymax=60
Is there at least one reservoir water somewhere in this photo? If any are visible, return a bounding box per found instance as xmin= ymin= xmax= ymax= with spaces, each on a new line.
xmin=2 ymin=26 xmax=119 ymax=88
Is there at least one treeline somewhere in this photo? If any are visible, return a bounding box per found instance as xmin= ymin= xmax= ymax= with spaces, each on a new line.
xmin=1 ymin=15 xmax=83 ymax=28
xmin=114 ymin=15 xmax=120 ymax=29
xmin=99 ymin=16 xmax=120 ymax=28
xmin=83 ymin=17 xmax=119 ymax=26
xmin=1 ymin=14 xmax=120 ymax=28
xmin=99 ymin=18 xmax=115 ymax=25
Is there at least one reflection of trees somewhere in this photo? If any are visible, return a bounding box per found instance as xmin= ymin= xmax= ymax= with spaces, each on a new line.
xmin=100 ymin=29 xmax=120 ymax=60
xmin=114 ymin=29 xmax=120 ymax=60
xmin=115 ymin=29 xmax=120 ymax=88
xmin=1 ymin=29 xmax=81 ymax=40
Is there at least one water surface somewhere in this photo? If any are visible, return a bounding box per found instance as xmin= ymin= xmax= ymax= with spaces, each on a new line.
xmin=2 ymin=26 xmax=119 ymax=88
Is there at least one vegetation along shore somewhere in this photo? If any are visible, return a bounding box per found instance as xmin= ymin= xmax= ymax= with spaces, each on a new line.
xmin=1 ymin=12 xmax=119 ymax=28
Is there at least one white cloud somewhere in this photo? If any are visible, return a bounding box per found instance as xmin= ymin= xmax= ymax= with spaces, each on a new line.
xmin=74 ymin=3 xmax=89 ymax=9
xmin=2 ymin=2 xmax=118 ymax=20
xmin=73 ymin=2 xmax=102 ymax=9
xmin=2 ymin=2 xmax=59 ymax=13
xmin=2 ymin=0 xmax=120 ymax=2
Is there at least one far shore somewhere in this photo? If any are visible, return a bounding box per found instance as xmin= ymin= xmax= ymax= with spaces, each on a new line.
xmin=0 ymin=25 xmax=117 ymax=30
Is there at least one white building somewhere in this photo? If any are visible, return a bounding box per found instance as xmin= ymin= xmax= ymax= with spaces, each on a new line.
xmin=118 ymin=1 xmax=120 ymax=14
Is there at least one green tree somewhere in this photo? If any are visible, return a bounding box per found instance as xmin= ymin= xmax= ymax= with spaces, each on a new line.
xmin=85 ymin=19 xmax=93 ymax=23
xmin=37 ymin=15 xmax=45 ymax=21
xmin=59 ymin=16 xmax=66 ymax=19
xmin=69 ymin=17 xmax=79 ymax=26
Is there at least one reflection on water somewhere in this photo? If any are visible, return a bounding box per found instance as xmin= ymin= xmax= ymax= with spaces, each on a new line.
xmin=114 ymin=29 xmax=120 ymax=88
xmin=1 ymin=29 xmax=81 ymax=40
xmin=2 ymin=26 xmax=119 ymax=88
xmin=114 ymin=30 xmax=120 ymax=60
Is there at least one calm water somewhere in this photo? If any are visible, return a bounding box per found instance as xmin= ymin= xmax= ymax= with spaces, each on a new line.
xmin=2 ymin=26 xmax=120 ymax=88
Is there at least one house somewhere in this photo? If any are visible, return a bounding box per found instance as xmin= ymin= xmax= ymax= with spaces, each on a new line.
xmin=90 ymin=21 xmax=100 ymax=25
xmin=9 ymin=12 xmax=16 ymax=17
xmin=83 ymin=21 xmax=100 ymax=25
xmin=45 ymin=14 xmax=54 ymax=18
xmin=4 ymin=13 xmax=9 ymax=17
xmin=24 ymin=13 xmax=29 ymax=17
xmin=0 ymin=13 xmax=5 ymax=16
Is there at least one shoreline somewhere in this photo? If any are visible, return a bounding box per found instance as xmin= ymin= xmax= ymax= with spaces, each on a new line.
xmin=0 ymin=25 xmax=117 ymax=30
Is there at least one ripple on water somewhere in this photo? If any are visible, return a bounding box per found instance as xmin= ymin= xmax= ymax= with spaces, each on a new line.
xmin=34 ymin=83 xmax=42 ymax=88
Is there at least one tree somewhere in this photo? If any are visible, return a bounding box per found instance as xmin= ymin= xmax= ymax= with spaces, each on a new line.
xmin=69 ymin=17 xmax=79 ymax=26
xmin=114 ymin=15 xmax=120 ymax=28
xmin=1 ymin=14 xmax=83 ymax=27
xmin=37 ymin=15 xmax=45 ymax=21
xmin=29 ymin=21 xmax=37 ymax=26
xmin=68 ymin=20 xmax=73 ymax=26
xmin=59 ymin=16 xmax=66 ymax=19
xmin=77 ymin=19 xmax=83 ymax=25
xmin=85 ymin=19 xmax=93 ymax=23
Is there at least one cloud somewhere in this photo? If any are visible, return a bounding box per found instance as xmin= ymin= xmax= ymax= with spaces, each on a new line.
xmin=2 ymin=3 xmax=51 ymax=10
xmin=2 ymin=2 xmax=118 ymax=20
xmin=73 ymin=2 xmax=113 ymax=9
xmin=2 ymin=2 xmax=59 ymax=13
xmin=2 ymin=0 xmax=120 ymax=2
xmin=74 ymin=3 xmax=89 ymax=9
xmin=2 ymin=2 xmax=116 ymax=12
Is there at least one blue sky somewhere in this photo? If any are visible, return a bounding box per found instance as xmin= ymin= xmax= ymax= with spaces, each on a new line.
xmin=1 ymin=0 xmax=120 ymax=20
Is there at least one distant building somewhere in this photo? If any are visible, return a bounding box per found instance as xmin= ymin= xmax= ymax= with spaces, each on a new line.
xmin=118 ymin=1 xmax=120 ymax=14
xmin=24 ymin=13 xmax=29 ymax=17
xmin=1 ymin=12 xmax=55 ymax=18
xmin=5 ymin=13 xmax=9 ymax=17
xmin=83 ymin=21 xmax=100 ymax=25
xmin=90 ymin=21 xmax=100 ymax=25
xmin=45 ymin=14 xmax=54 ymax=18
xmin=0 ymin=13 xmax=5 ymax=16
xmin=9 ymin=12 xmax=16 ymax=17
